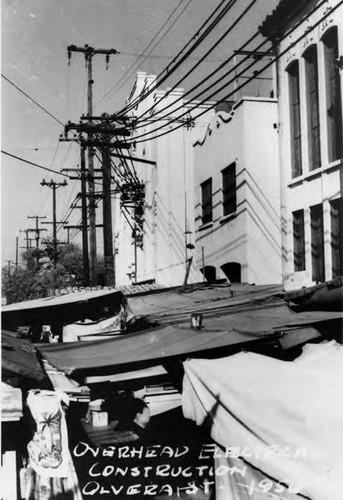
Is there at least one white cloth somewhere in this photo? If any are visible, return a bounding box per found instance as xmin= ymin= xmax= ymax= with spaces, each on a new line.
xmin=26 ymin=390 xmax=70 ymax=478
xmin=182 ymin=341 xmax=343 ymax=500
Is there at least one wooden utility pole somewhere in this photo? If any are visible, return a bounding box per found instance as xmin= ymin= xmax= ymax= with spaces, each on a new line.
xmin=101 ymin=127 xmax=115 ymax=286
xmin=27 ymin=215 xmax=47 ymax=250
xmin=15 ymin=236 xmax=19 ymax=272
xmin=80 ymin=143 xmax=90 ymax=285
xmin=67 ymin=44 xmax=118 ymax=286
xmin=5 ymin=260 xmax=13 ymax=274
xmin=40 ymin=179 xmax=68 ymax=266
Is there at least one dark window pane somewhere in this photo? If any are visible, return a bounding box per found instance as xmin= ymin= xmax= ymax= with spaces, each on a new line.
xmin=222 ymin=163 xmax=236 ymax=216
xmin=331 ymin=198 xmax=343 ymax=278
xmin=201 ymin=178 xmax=212 ymax=224
xmin=304 ymin=46 xmax=321 ymax=170
xmin=288 ymin=61 xmax=302 ymax=177
xmin=310 ymin=204 xmax=325 ymax=282
xmin=293 ymin=210 xmax=305 ymax=271
xmin=323 ymin=27 xmax=343 ymax=162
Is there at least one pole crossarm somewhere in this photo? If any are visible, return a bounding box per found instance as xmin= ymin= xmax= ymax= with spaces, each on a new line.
xmin=64 ymin=121 xmax=130 ymax=136
xmin=111 ymin=153 xmax=156 ymax=166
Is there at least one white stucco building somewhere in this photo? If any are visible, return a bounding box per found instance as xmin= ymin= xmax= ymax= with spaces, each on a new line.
xmin=114 ymin=72 xmax=214 ymax=287
xmin=261 ymin=0 xmax=343 ymax=288
xmin=193 ymin=97 xmax=282 ymax=285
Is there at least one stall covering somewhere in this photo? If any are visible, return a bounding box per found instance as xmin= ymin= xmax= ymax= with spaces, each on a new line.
xmin=182 ymin=340 xmax=343 ymax=500
xmin=36 ymin=324 xmax=277 ymax=376
xmin=126 ymin=283 xmax=343 ymax=335
xmin=1 ymin=288 xmax=124 ymax=329
xmin=2 ymin=331 xmax=48 ymax=387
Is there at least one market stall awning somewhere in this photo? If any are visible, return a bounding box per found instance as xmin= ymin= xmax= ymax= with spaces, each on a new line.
xmin=1 ymin=288 xmax=124 ymax=328
xmin=37 ymin=324 xmax=278 ymax=376
xmin=2 ymin=331 xmax=48 ymax=387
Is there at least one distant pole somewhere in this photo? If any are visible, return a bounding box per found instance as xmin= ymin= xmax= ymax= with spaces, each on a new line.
xmin=41 ymin=179 xmax=68 ymax=266
xmin=202 ymin=246 xmax=206 ymax=282
xmin=6 ymin=260 xmax=13 ymax=274
xmin=15 ymin=237 xmax=19 ymax=272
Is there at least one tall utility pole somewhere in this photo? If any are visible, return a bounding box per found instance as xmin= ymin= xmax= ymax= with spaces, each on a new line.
xmin=80 ymin=143 xmax=90 ymax=285
xmin=27 ymin=215 xmax=47 ymax=250
xmin=101 ymin=127 xmax=115 ymax=286
xmin=67 ymin=44 xmax=118 ymax=286
xmin=41 ymin=179 xmax=68 ymax=266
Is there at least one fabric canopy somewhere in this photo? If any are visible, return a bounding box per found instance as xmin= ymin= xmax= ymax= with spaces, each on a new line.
xmin=182 ymin=340 xmax=343 ymax=500
xmin=37 ymin=324 xmax=275 ymax=375
xmin=1 ymin=288 xmax=123 ymax=328
xmin=2 ymin=331 xmax=48 ymax=386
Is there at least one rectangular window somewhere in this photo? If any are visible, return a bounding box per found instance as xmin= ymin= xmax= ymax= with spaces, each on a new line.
xmin=222 ymin=163 xmax=236 ymax=216
xmin=304 ymin=46 xmax=321 ymax=170
xmin=323 ymin=27 xmax=343 ymax=162
xmin=201 ymin=178 xmax=212 ymax=224
xmin=310 ymin=204 xmax=325 ymax=282
xmin=288 ymin=61 xmax=302 ymax=177
xmin=293 ymin=210 xmax=305 ymax=271
xmin=331 ymin=198 xmax=343 ymax=278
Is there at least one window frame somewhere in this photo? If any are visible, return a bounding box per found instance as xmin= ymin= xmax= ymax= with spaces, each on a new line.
xmin=201 ymin=177 xmax=213 ymax=225
xmin=322 ymin=27 xmax=343 ymax=162
xmin=303 ymin=45 xmax=321 ymax=171
xmin=287 ymin=60 xmax=303 ymax=178
xmin=293 ymin=209 xmax=306 ymax=272
xmin=221 ymin=162 xmax=237 ymax=217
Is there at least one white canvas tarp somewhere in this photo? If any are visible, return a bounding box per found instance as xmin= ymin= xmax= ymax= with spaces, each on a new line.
xmin=182 ymin=341 xmax=343 ymax=500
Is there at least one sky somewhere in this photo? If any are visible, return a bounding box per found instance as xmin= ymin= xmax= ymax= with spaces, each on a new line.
xmin=1 ymin=0 xmax=278 ymax=267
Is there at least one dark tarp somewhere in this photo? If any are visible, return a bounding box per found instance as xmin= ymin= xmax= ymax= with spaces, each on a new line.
xmin=126 ymin=283 xmax=343 ymax=333
xmin=2 ymin=331 xmax=49 ymax=387
xmin=37 ymin=324 xmax=279 ymax=376
xmin=1 ymin=288 xmax=124 ymax=329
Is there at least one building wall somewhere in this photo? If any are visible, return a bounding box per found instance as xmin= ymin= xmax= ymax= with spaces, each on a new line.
xmin=115 ymin=73 xmax=213 ymax=287
xmin=193 ymin=97 xmax=281 ymax=285
xmin=275 ymin=0 xmax=343 ymax=288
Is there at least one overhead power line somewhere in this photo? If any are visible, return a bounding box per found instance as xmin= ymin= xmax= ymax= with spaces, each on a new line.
xmin=1 ymin=73 xmax=65 ymax=126
xmin=117 ymin=0 xmax=237 ymax=118
xmin=131 ymin=0 xmax=341 ymax=145
xmin=1 ymin=150 xmax=70 ymax=178
xmin=134 ymin=0 xmax=258 ymax=126
xmin=95 ymin=0 xmax=192 ymax=108
xmin=126 ymin=0 xmax=328 ymax=141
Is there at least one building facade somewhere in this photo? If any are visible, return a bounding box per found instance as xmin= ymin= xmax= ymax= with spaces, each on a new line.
xmin=261 ymin=0 xmax=343 ymax=288
xmin=193 ymin=97 xmax=282 ymax=285
xmin=114 ymin=72 xmax=214 ymax=287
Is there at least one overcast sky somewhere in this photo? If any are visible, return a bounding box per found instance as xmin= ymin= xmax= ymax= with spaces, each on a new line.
xmin=1 ymin=0 xmax=278 ymax=266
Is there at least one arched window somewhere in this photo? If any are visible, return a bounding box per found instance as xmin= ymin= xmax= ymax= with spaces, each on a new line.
xmin=220 ymin=262 xmax=241 ymax=283
xmin=200 ymin=265 xmax=217 ymax=283
xmin=322 ymin=27 xmax=343 ymax=162
xmin=303 ymin=46 xmax=321 ymax=170
xmin=287 ymin=60 xmax=302 ymax=177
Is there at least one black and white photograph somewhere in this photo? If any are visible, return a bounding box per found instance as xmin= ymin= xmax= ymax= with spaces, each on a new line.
xmin=1 ymin=0 xmax=343 ymax=499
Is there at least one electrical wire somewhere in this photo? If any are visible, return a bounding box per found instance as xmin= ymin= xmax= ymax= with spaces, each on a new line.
xmin=2 ymin=150 xmax=70 ymax=178
xmin=117 ymin=0 xmax=235 ymax=117
xmin=1 ymin=74 xmax=65 ymax=126
xmin=132 ymin=0 xmax=342 ymax=145
xmin=134 ymin=0 xmax=257 ymax=125
xmin=95 ymin=0 xmax=191 ymax=108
